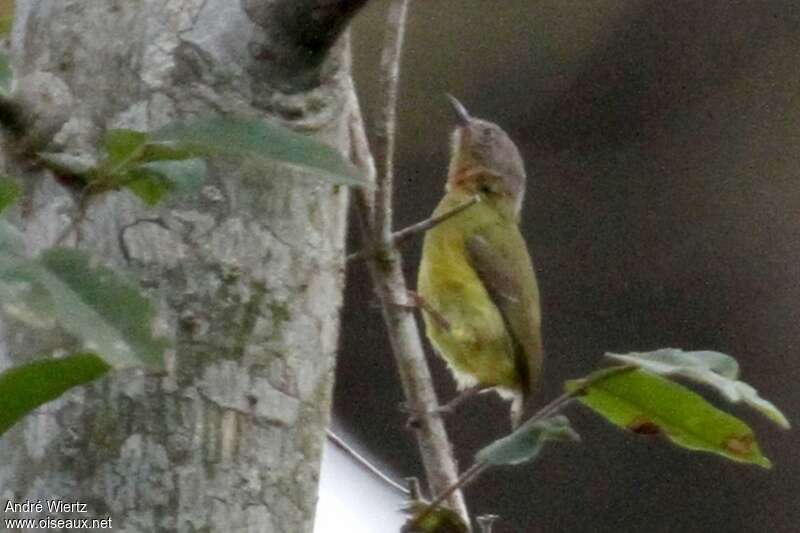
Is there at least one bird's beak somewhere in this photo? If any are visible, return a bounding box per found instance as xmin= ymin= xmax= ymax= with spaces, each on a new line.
xmin=446 ymin=94 xmax=470 ymax=126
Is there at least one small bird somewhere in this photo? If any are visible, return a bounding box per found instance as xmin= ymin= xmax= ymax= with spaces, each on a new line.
xmin=417 ymin=95 xmax=542 ymax=427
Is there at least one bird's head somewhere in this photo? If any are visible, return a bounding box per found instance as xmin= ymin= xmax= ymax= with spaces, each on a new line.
xmin=446 ymin=95 xmax=527 ymax=215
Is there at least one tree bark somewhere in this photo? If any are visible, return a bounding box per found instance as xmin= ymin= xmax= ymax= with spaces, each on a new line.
xmin=1 ymin=1 xmax=357 ymax=531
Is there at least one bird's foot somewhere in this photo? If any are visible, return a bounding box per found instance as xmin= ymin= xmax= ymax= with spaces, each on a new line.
xmin=391 ymin=290 xmax=450 ymax=331
xmin=399 ymin=402 xmax=455 ymax=429
xmin=385 ymin=290 xmax=420 ymax=311
xmin=371 ymin=292 xmax=451 ymax=332
xmin=399 ymin=386 xmax=482 ymax=428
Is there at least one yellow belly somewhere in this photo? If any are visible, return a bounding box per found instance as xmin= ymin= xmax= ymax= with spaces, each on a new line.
xmin=417 ymin=200 xmax=520 ymax=392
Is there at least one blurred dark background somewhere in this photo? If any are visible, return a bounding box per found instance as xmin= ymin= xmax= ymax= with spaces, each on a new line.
xmin=334 ymin=1 xmax=800 ymax=531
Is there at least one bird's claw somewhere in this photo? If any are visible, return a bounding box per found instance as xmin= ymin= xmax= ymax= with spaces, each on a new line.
xmin=399 ymin=402 xmax=452 ymax=429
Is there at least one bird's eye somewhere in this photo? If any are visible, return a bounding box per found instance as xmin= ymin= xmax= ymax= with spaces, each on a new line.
xmin=482 ymin=127 xmax=495 ymax=140
xmin=479 ymin=184 xmax=493 ymax=194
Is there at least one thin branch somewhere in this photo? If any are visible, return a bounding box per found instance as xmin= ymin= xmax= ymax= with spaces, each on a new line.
xmin=326 ymin=429 xmax=410 ymax=495
xmin=347 ymin=195 xmax=479 ymax=262
xmin=372 ymin=0 xmax=411 ymax=240
xmin=347 ymin=54 xmax=470 ymax=531
xmin=387 ymin=195 xmax=478 ymax=248
xmin=344 ymin=0 xmax=470 ymax=524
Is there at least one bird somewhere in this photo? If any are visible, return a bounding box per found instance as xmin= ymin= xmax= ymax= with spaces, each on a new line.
xmin=416 ymin=95 xmax=542 ymax=427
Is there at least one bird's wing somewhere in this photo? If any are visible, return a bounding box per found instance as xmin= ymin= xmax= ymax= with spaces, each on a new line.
xmin=465 ymin=229 xmax=543 ymax=400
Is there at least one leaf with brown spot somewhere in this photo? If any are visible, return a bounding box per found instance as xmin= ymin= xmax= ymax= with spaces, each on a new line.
xmin=606 ymin=348 xmax=790 ymax=429
xmin=628 ymin=416 xmax=661 ymax=436
xmin=566 ymin=368 xmax=772 ymax=468
xmin=725 ymin=435 xmax=755 ymax=457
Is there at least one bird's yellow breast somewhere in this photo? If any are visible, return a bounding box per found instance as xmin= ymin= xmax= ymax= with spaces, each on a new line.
xmin=417 ymin=191 xmax=520 ymax=391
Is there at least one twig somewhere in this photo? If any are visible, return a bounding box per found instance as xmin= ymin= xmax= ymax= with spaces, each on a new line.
xmin=348 ymin=92 xmax=469 ymax=527
xmin=345 ymin=7 xmax=470 ymax=523
xmin=372 ymin=0 xmax=411 ymax=240
xmin=326 ymin=429 xmax=410 ymax=495
xmin=347 ymin=195 xmax=479 ymax=262
xmin=522 ymin=390 xmax=575 ymax=425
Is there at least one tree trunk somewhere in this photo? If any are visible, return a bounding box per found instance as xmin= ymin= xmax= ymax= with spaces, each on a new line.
xmin=1 ymin=1 xmax=357 ymax=531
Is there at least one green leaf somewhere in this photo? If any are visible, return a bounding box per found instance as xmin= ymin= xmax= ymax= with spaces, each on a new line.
xmin=0 ymin=353 xmax=110 ymax=436
xmin=566 ymin=368 xmax=772 ymax=468
xmin=152 ymin=116 xmax=365 ymax=187
xmin=102 ymin=129 xmax=149 ymax=170
xmin=95 ymin=129 xmax=208 ymax=204
xmin=0 ymin=176 xmax=19 ymax=213
xmin=35 ymin=249 xmax=167 ymax=368
xmin=140 ymin=141 xmax=195 ymax=162
xmin=476 ymin=415 xmax=580 ymax=466
xmin=125 ymin=158 xmax=207 ymax=205
xmin=0 ymin=248 xmax=167 ymax=368
xmin=124 ymin=172 xmax=171 ymax=206
xmin=140 ymin=159 xmax=207 ymax=190
xmin=606 ymin=349 xmax=790 ymax=429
